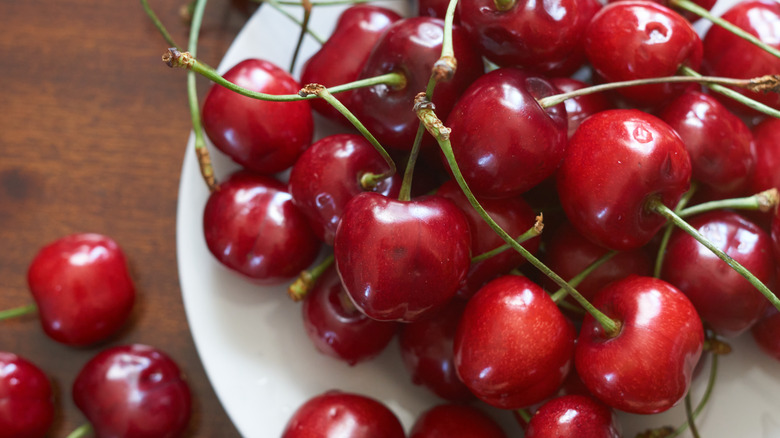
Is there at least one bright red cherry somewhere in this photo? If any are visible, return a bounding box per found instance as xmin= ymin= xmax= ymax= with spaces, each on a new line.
xmin=454 ymin=275 xmax=576 ymax=409
xmin=27 ymin=233 xmax=135 ymax=346
xmin=525 ymin=395 xmax=621 ymax=438
xmin=557 ymin=109 xmax=692 ymax=251
xmin=201 ymin=59 xmax=313 ymax=174
xmin=334 ymin=192 xmax=471 ymax=322
xmin=282 ymin=391 xmax=405 ymax=438
xmin=203 ymin=171 xmax=321 ymax=284
xmin=549 ymin=77 xmax=613 ymax=139
xmin=409 ymin=404 xmax=507 ymax=438
xmin=0 ymin=352 xmax=54 ymax=438
xmin=752 ymin=308 xmax=780 ymax=362
xmin=751 ymin=117 xmax=780 ymax=195
xmin=73 ymin=344 xmax=191 ymax=438
xmin=576 ymin=275 xmax=704 ymax=414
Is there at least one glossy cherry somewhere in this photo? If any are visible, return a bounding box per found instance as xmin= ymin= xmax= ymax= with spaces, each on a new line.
xmin=282 ymin=390 xmax=405 ymax=438
xmin=525 ymin=395 xmax=621 ymax=438
xmin=662 ymin=211 xmax=776 ymax=337
xmin=288 ymin=134 xmax=400 ymax=245
xmin=454 ymin=275 xmax=576 ymax=409
xmin=584 ymin=1 xmax=702 ymax=106
xmin=201 ymin=59 xmax=313 ymax=174
xmin=72 ymin=344 xmax=191 ymax=438
xmin=334 ymin=192 xmax=471 ymax=322
xmin=409 ymin=404 xmax=507 ymax=438
xmin=27 ymin=233 xmax=135 ymax=346
xmin=751 ymin=117 xmax=780 ymax=195
xmin=752 ymin=308 xmax=780 ymax=362
xmin=576 ymin=275 xmax=704 ymax=414
xmin=300 ymin=5 xmax=401 ymax=123
xmin=446 ymin=68 xmax=568 ymax=199
xmin=0 ymin=352 xmax=54 ymax=438
xmin=549 ymin=77 xmax=613 ymax=139
xmin=417 ymin=0 xmax=460 ymax=22
xmin=557 ymin=109 xmax=692 ymax=251
xmin=203 ymin=171 xmax=320 ymax=284
xmin=607 ymin=0 xmax=716 ymax=22
xmin=302 ymin=265 xmax=398 ymax=365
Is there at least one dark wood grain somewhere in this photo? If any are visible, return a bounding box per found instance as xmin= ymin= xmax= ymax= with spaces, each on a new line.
xmin=0 ymin=0 xmax=258 ymax=435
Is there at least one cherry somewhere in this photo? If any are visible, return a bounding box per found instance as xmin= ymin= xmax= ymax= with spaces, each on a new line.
xmin=445 ymin=68 xmax=568 ymax=199
xmin=576 ymin=275 xmax=704 ymax=414
xmin=662 ymin=211 xmax=776 ymax=337
xmin=300 ymin=5 xmax=401 ymax=124
xmin=409 ymin=404 xmax=507 ymax=438
xmin=525 ymin=395 xmax=621 ymax=438
xmin=301 ymin=265 xmax=398 ymax=366
xmin=548 ymin=77 xmax=613 ymax=139
xmin=607 ymin=0 xmax=717 ymax=22
xmin=334 ymin=192 xmax=471 ymax=322
xmin=457 ymin=0 xmax=601 ymax=76
xmin=203 ymin=170 xmax=321 ymax=284
xmin=453 ymin=275 xmax=576 ymax=409
xmin=584 ymin=1 xmax=703 ymax=106
xmin=282 ymin=390 xmax=405 ymax=438
xmin=557 ymin=109 xmax=692 ymax=251
xmin=288 ymin=134 xmax=400 ymax=245
xmin=72 ymin=344 xmax=191 ymax=438
xmin=752 ymin=308 xmax=780 ymax=362
xmin=751 ymin=117 xmax=780 ymax=196
xmin=417 ymin=0 xmax=460 ymax=23
xmin=27 ymin=233 xmax=135 ymax=346
xmin=201 ymin=58 xmax=313 ymax=174
xmin=0 ymin=352 xmax=54 ymax=438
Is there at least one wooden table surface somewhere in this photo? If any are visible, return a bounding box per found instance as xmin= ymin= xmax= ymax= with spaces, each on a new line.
xmin=1 ymin=0 xmax=259 ymax=435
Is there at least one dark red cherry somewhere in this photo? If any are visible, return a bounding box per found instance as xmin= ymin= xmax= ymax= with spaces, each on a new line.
xmin=409 ymin=404 xmax=507 ymax=438
xmin=446 ymin=68 xmax=568 ymax=199
xmin=576 ymin=275 xmax=704 ymax=414
xmin=350 ymin=17 xmax=484 ymax=150
xmin=334 ymin=192 xmax=471 ymax=322
xmin=300 ymin=5 xmax=401 ymax=123
xmin=751 ymin=117 xmax=780 ymax=195
xmin=398 ymin=298 xmax=475 ymax=402
xmin=202 ymin=59 xmax=313 ymax=174
xmin=72 ymin=344 xmax=191 ymax=438
xmin=662 ymin=211 xmax=776 ymax=337
xmin=773 ymin=211 xmax=780 ymax=279
xmin=752 ymin=308 xmax=780 ymax=362
xmin=288 ymin=134 xmax=400 ymax=245
xmin=454 ymin=275 xmax=576 ymax=409
xmin=549 ymin=77 xmax=613 ymax=139
xmin=458 ymin=0 xmax=601 ymax=75
xmin=203 ymin=171 xmax=320 ymax=284
xmin=557 ymin=109 xmax=692 ymax=251
xmin=584 ymin=1 xmax=702 ymax=106
xmin=0 ymin=352 xmax=54 ymax=438
xmin=659 ymin=89 xmax=755 ymax=196
xmin=302 ymin=265 xmax=398 ymax=365
xmin=282 ymin=390 xmax=405 ymax=438
xmin=525 ymin=395 xmax=621 ymax=438
xmin=606 ymin=0 xmax=716 ymax=22
xmin=417 ymin=0 xmax=460 ymax=22
xmin=27 ymin=233 xmax=135 ymax=346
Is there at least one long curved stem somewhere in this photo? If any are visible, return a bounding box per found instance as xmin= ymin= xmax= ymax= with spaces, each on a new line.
xmin=678 ymin=188 xmax=779 ymax=219
xmin=679 ymin=66 xmax=780 ymax=119
xmin=549 ymin=251 xmax=617 ymax=303
xmin=0 ymin=304 xmax=38 ymax=321
xmin=654 ymin=183 xmax=697 ymax=278
xmin=471 ymin=218 xmax=543 ymax=263
xmin=289 ymin=0 xmax=313 ymax=73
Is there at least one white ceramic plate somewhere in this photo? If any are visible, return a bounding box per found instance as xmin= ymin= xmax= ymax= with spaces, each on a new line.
xmin=177 ymin=1 xmax=780 ymax=436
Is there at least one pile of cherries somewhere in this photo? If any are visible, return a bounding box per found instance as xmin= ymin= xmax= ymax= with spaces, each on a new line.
xmin=191 ymin=0 xmax=780 ymax=435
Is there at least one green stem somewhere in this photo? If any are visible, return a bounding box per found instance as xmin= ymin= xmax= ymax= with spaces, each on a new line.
xmin=289 ymin=0 xmax=313 ymax=73
xmin=139 ymin=0 xmax=181 ymax=48
xmin=471 ymin=219 xmax=543 ymax=263
xmin=679 ymin=66 xmax=780 ymax=119
xmin=288 ymin=254 xmax=334 ymax=301
xmin=649 ymin=199 xmax=780 ymax=312
xmin=65 ymin=423 xmax=93 ymax=438
xmin=654 ymin=184 xmax=697 ymax=278
xmin=678 ymin=188 xmax=779 ymax=219
xmin=265 ymin=0 xmax=325 ymax=44
xmin=398 ymin=125 xmax=425 ymax=202
xmin=669 ymin=353 xmax=719 ymax=438
xmin=516 ymin=408 xmax=532 ymax=424
xmin=685 ymin=393 xmax=701 ymax=438
xmin=549 ymin=251 xmax=618 ymax=303
xmin=0 ymin=304 xmax=38 ymax=321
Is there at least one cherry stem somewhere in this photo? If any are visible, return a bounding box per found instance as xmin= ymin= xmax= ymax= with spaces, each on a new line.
xmin=264 ymin=0 xmax=325 ymax=44
xmin=549 ymin=250 xmax=618 ymax=304
xmin=685 ymin=393 xmax=701 ymax=438
xmin=678 ymin=188 xmax=779 ymax=218
xmin=671 ymin=0 xmax=780 ymax=60
xmin=288 ymin=254 xmax=335 ymax=301
xmin=669 ymin=348 xmax=720 ymax=438
xmin=679 ymin=66 xmax=780 ymax=119
xmin=65 ymin=423 xmax=93 ymax=438
xmin=289 ymin=0 xmax=313 ymax=73
xmin=654 ymin=183 xmax=698 ymax=278
xmin=139 ymin=0 xmax=180 ymax=48
xmin=649 ymin=199 xmax=780 ymax=312
xmin=516 ymin=408 xmax=532 ymax=424
xmin=0 ymin=304 xmax=38 ymax=321
xmin=493 ymin=0 xmax=516 ymax=12
xmin=416 ymin=96 xmax=620 ymax=336
xmin=537 ymin=73 xmax=780 ymax=109
xmin=471 ymin=215 xmax=543 ymax=263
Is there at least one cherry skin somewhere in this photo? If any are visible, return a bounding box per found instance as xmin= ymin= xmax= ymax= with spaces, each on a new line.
xmin=751 ymin=117 xmax=780 ymax=196
xmin=662 ymin=211 xmax=776 ymax=337
xmin=282 ymin=390 xmax=405 ymax=438
xmin=300 ymin=5 xmax=401 ymax=124
xmin=0 ymin=352 xmax=54 ymax=438
xmin=288 ymin=134 xmax=400 ymax=245
xmin=201 ymin=59 xmax=313 ymax=174
xmin=417 ymin=0 xmax=460 ymax=23
xmin=752 ymin=308 xmax=780 ymax=362
xmin=584 ymin=1 xmax=702 ymax=106
xmin=72 ymin=344 xmax=191 ymax=438
xmin=203 ymin=171 xmax=321 ymax=284
xmin=27 ymin=233 xmax=135 ymax=346
xmin=302 ymin=265 xmax=398 ymax=366
xmin=334 ymin=192 xmax=471 ymax=322
xmin=454 ymin=275 xmax=576 ymax=409
xmin=557 ymin=109 xmax=692 ymax=251
xmin=445 ymin=68 xmax=568 ymax=199
xmin=576 ymin=275 xmax=704 ymax=414
xmin=549 ymin=77 xmax=613 ymax=139
xmin=607 ymin=0 xmax=716 ymax=22
xmin=409 ymin=404 xmax=507 ymax=438
xmin=525 ymin=395 xmax=621 ymax=438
